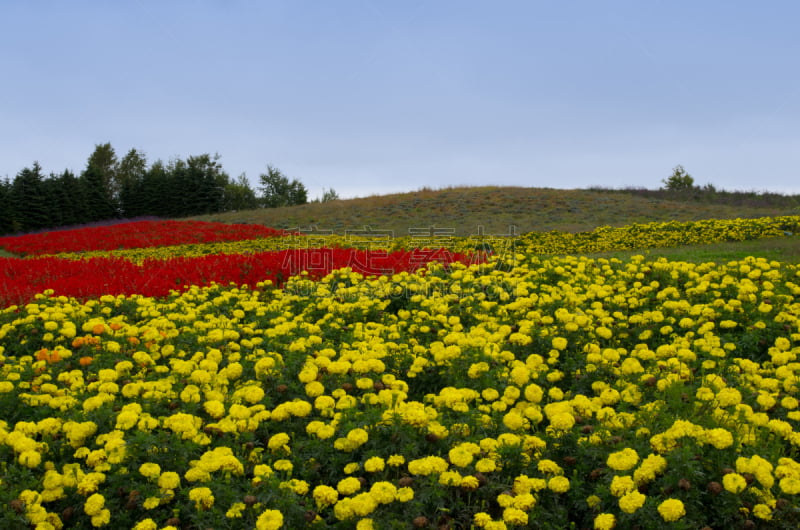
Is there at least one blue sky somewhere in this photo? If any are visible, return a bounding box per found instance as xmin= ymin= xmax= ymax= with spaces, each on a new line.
xmin=2 ymin=1 xmax=799 ymax=198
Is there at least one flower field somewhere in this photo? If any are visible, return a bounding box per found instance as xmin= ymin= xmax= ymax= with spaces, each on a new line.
xmin=0 ymin=220 xmax=292 ymax=257
xmin=1 ymin=218 xmax=800 ymax=529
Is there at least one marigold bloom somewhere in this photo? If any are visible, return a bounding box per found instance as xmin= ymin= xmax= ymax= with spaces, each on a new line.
xmin=657 ymin=498 xmax=685 ymax=522
xmin=256 ymin=509 xmax=284 ymax=530
xmin=723 ymin=472 xmax=747 ymax=494
xmin=607 ymin=448 xmax=639 ymax=471
xmin=594 ymin=513 xmax=616 ymax=530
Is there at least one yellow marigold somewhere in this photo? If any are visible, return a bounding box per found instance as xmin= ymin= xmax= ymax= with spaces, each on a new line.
xmin=364 ymin=456 xmax=385 ymax=473
xmin=537 ymin=459 xmax=563 ymax=475
xmin=139 ymin=463 xmax=161 ymax=479
xmin=396 ymin=487 xmax=414 ymax=502
xmin=313 ymin=485 xmax=339 ymax=507
xmin=657 ymin=498 xmax=685 ymax=522
xmin=226 ymin=502 xmax=246 ymax=518
xmin=618 ymin=490 xmax=646 ymax=514
xmin=607 ymin=448 xmax=639 ymax=471
xmin=84 ymin=493 xmax=105 ymax=516
xmin=256 ymin=509 xmax=284 ymax=530
xmin=158 ymin=472 xmax=180 ymax=491
xmin=387 ymin=455 xmax=405 ymax=467
xmin=594 ymin=513 xmax=616 ymax=530
xmin=502 ymin=507 xmax=528 ymax=525
xmin=548 ymin=476 xmax=570 ymax=493
xmin=189 ymin=487 xmax=215 ymax=510
xmin=753 ymin=503 xmax=772 ymax=521
xmin=268 ymin=432 xmax=291 ymax=453
xmin=723 ymin=473 xmax=747 ymax=494
xmin=338 ymin=476 xmax=362 ymax=495
xmin=610 ymin=475 xmax=635 ymax=497
xmin=549 ymin=412 xmax=575 ymax=430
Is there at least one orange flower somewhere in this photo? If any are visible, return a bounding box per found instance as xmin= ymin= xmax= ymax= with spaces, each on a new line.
xmin=127 ymin=337 xmax=140 ymax=346
xmin=72 ymin=337 xmax=86 ymax=348
xmin=79 ymin=356 xmax=93 ymax=367
xmin=36 ymin=349 xmax=61 ymax=363
xmin=109 ymin=322 xmax=123 ymax=331
xmin=92 ymin=324 xmax=106 ymax=335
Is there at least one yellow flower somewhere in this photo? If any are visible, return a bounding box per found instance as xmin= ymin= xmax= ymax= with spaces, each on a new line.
xmin=657 ymin=498 xmax=685 ymax=522
xmin=618 ymin=490 xmax=646 ymax=513
xmin=607 ymin=448 xmax=639 ymax=471
xmin=313 ymin=485 xmax=339 ymax=507
xmin=548 ymin=476 xmax=570 ymax=493
xmin=338 ymin=476 xmax=362 ymax=495
xmin=723 ymin=473 xmax=747 ymax=494
xmin=387 ymin=455 xmax=405 ymax=467
xmin=502 ymin=507 xmax=528 ymax=525
xmin=364 ymin=456 xmax=385 ymax=473
xmin=610 ymin=475 xmax=635 ymax=496
xmin=139 ymin=462 xmax=161 ymax=479
xmin=226 ymin=502 xmax=246 ymax=518
xmin=189 ymin=487 xmax=215 ymax=510
xmin=255 ymin=509 xmax=284 ymax=530
xmin=594 ymin=513 xmax=616 ymax=530
xmin=268 ymin=432 xmax=291 ymax=453
xmin=158 ymin=471 xmax=180 ymax=491
xmin=84 ymin=493 xmax=105 ymax=516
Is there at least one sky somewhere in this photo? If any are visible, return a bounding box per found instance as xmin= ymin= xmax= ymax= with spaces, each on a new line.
xmin=1 ymin=1 xmax=799 ymax=199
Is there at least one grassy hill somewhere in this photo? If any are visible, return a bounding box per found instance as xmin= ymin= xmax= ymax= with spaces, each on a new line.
xmin=193 ymin=186 xmax=800 ymax=237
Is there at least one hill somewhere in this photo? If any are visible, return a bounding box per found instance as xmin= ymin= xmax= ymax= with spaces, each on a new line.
xmin=192 ymin=186 xmax=800 ymax=237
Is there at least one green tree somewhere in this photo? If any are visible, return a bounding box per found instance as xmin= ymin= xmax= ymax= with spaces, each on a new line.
xmin=117 ymin=148 xmax=149 ymax=217
xmin=9 ymin=162 xmax=51 ymax=231
xmin=86 ymin=143 xmax=119 ymax=204
xmin=318 ymin=187 xmax=340 ymax=203
xmin=46 ymin=169 xmax=86 ymax=228
xmin=223 ymin=174 xmax=259 ymax=211
xmin=662 ymin=165 xmax=696 ymax=191
xmin=186 ymin=153 xmax=229 ymax=215
xmin=0 ymin=177 xmax=15 ymax=235
xmin=258 ymin=165 xmax=308 ymax=208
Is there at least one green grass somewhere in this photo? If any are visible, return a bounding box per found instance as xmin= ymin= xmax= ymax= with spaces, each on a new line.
xmin=191 ymin=186 xmax=800 ymax=236
xmin=584 ymin=235 xmax=800 ymax=264
xmin=0 ymin=248 xmax=18 ymax=258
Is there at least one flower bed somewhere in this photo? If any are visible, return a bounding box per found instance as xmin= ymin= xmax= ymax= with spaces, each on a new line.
xmin=0 ymin=220 xmax=292 ymax=257
xmin=1 ymin=239 xmax=799 ymax=528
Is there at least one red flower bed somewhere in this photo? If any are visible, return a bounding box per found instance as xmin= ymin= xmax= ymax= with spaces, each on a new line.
xmin=0 ymin=220 xmax=291 ymax=256
xmin=0 ymin=248 xmax=481 ymax=306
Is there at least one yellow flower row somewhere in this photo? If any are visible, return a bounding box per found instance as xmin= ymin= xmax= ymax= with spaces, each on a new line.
xmin=34 ymin=215 xmax=800 ymax=263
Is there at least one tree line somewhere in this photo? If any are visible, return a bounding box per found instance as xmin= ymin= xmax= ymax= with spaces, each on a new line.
xmin=0 ymin=143 xmax=334 ymax=236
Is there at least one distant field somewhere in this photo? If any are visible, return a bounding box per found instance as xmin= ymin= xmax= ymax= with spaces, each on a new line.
xmin=192 ymin=186 xmax=800 ymax=236
xmin=586 ymin=234 xmax=800 ymax=263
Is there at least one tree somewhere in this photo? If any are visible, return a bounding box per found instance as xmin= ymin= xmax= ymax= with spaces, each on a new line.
xmin=223 ymin=174 xmax=259 ymax=211
xmin=86 ymin=143 xmax=119 ymax=205
xmin=49 ymin=169 xmax=87 ymax=227
xmin=9 ymin=162 xmax=51 ymax=231
xmin=0 ymin=177 xmax=15 ymax=235
xmin=258 ymin=165 xmax=308 ymax=208
xmin=186 ymin=153 xmax=229 ymax=215
xmin=117 ymin=148 xmax=148 ymax=217
xmin=662 ymin=165 xmax=696 ymax=191
xmin=80 ymin=164 xmax=118 ymax=222
xmin=317 ymin=187 xmax=340 ymax=203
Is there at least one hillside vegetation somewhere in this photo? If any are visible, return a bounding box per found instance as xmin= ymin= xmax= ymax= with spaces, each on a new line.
xmin=193 ymin=186 xmax=800 ymax=237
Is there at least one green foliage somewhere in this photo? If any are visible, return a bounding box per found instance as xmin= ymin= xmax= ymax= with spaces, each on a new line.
xmin=223 ymin=174 xmax=259 ymax=211
xmin=258 ymin=165 xmax=308 ymax=208
xmin=661 ymin=165 xmax=696 ymax=191
xmin=9 ymin=163 xmax=52 ymax=231
xmin=315 ymin=187 xmax=340 ymax=203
